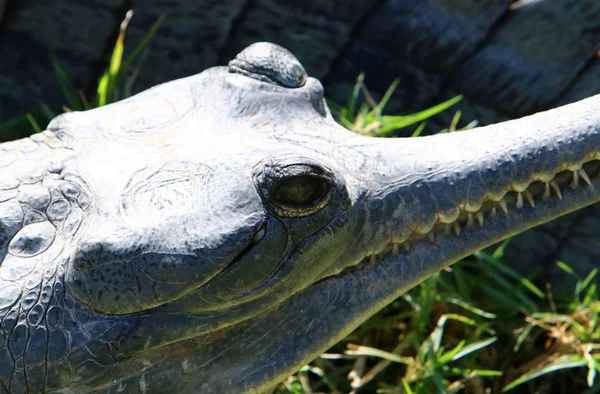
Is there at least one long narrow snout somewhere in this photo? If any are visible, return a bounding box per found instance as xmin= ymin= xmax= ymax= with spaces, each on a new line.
xmin=346 ymin=93 xmax=600 ymax=263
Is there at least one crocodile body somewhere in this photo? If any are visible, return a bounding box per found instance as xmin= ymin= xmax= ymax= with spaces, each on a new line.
xmin=1 ymin=43 xmax=600 ymax=393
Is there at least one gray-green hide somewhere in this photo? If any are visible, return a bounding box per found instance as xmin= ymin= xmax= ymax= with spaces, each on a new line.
xmin=1 ymin=43 xmax=600 ymax=393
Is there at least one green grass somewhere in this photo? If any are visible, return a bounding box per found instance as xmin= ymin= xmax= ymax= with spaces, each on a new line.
xmin=327 ymin=73 xmax=476 ymax=137
xmin=273 ymin=246 xmax=599 ymax=394
xmin=1 ymin=20 xmax=598 ymax=394
xmin=0 ymin=10 xmax=164 ymax=141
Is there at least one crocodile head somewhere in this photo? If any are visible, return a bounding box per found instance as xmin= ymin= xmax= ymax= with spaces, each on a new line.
xmin=1 ymin=42 xmax=599 ymax=393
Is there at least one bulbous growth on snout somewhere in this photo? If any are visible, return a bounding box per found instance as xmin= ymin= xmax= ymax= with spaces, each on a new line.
xmin=228 ymin=42 xmax=307 ymax=88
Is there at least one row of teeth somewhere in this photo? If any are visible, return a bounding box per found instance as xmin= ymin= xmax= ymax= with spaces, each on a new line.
xmin=366 ymin=160 xmax=599 ymax=265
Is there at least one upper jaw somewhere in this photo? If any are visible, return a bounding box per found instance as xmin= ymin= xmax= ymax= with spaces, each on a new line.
xmin=319 ymin=93 xmax=600 ymax=283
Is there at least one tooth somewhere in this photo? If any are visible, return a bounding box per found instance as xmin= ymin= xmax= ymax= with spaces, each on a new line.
xmin=453 ymin=222 xmax=461 ymax=236
xmin=476 ymin=211 xmax=484 ymax=226
xmin=490 ymin=207 xmax=497 ymax=217
xmin=498 ymin=200 xmax=508 ymax=214
xmin=543 ymin=182 xmax=551 ymax=200
xmin=370 ymin=255 xmax=377 ymax=265
xmin=523 ymin=190 xmax=535 ymax=207
xmin=444 ymin=223 xmax=451 ymax=235
xmin=466 ymin=213 xmax=474 ymax=227
xmin=550 ymin=180 xmax=562 ymax=199
xmin=392 ymin=243 xmax=400 ymax=256
xmin=427 ymin=232 xmax=435 ymax=243
xmin=403 ymin=243 xmax=410 ymax=251
xmin=516 ymin=192 xmax=524 ymax=209
xmin=578 ymin=168 xmax=592 ymax=186
xmin=570 ymin=170 xmax=579 ymax=189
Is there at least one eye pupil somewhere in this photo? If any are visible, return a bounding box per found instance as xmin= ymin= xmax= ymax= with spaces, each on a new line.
xmin=274 ymin=176 xmax=324 ymax=206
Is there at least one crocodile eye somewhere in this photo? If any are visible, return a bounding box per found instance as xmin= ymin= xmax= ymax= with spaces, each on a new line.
xmin=274 ymin=175 xmax=329 ymax=208
xmin=257 ymin=161 xmax=334 ymax=218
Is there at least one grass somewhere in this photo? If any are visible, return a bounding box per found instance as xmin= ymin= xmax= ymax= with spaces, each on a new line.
xmin=1 ymin=19 xmax=598 ymax=393
xmin=0 ymin=10 xmax=164 ymax=141
xmin=327 ymin=73 xmax=475 ymax=138
xmin=274 ymin=245 xmax=599 ymax=394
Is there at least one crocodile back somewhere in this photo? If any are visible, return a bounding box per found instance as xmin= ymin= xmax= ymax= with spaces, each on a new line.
xmin=0 ymin=131 xmax=86 ymax=392
xmin=0 ymin=132 xmax=77 ymax=261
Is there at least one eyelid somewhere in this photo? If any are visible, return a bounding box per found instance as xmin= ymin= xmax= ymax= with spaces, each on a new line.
xmin=279 ymin=164 xmax=327 ymax=177
xmin=255 ymin=160 xmax=335 ymax=218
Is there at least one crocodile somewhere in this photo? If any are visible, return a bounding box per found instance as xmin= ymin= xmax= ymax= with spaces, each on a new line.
xmin=1 ymin=42 xmax=600 ymax=393
xmin=3 ymin=1 xmax=599 ymax=285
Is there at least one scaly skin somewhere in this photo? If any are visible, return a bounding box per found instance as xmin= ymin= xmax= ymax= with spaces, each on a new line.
xmin=0 ymin=43 xmax=599 ymax=393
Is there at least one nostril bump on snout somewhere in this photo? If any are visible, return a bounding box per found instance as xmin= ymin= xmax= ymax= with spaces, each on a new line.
xmin=228 ymin=42 xmax=307 ymax=88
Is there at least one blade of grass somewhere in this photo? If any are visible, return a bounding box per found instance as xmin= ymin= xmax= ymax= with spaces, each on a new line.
xmin=581 ymin=269 xmax=598 ymax=292
xmin=411 ymin=122 xmax=426 ymax=137
xmin=96 ymin=72 xmax=111 ymax=107
xmin=492 ymin=238 xmax=512 ymax=260
xmin=121 ymin=13 xmax=165 ymax=72
xmin=583 ymin=348 xmax=597 ymax=387
xmin=446 ymin=367 xmax=503 ymax=377
xmin=449 ymin=337 xmax=497 ymax=363
xmin=326 ymin=100 xmax=343 ymax=117
xmin=449 ymin=111 xmax=461 ymax=132
xmin=513 ymin=324 xmax=536 ymax=352
xmin=584 ymin=288 xmax=599 ymax=314
xmin=376 ymin=95 xmax=463 ymax=136
xmin=346 ymin=73 xmax=364 ymax=121
xmin=431 ymin=372 xmax=448 ymax=393
xmin=115 ymin=12 xmax=166 ymax=99
xmin=50 ymin=54 xmax=83 ymax=111
xmin=480 ymin=285 xmax=525 ymax=311
xmin=502 ymin=354 xmax=588 ymax=392
xmin=439 ymin=340 xmax=466 ymax=364
xmin=451 ymin=264 xmax=473 ymax=302
xmin=475 ymin=251 xmax=545 ymax=299
xmin=370 ymin=78 xmax=400 ymax=117
xmin=431 ymin=314 xmax=476 ymax=354
xmin=98 ymin=10 xmax=133 ymax=106
xmin=442 ymin=296 xmax=497 ymax=319
xmin=40 ymin=104 xmax=57 ymax=123
xmin=556 ymin=261 xmax=579 ymax=280
xmin=25 ymin=113 xmax=42 ymax=133
xmin=345 ymin=345 xmax=412 ymax=365
xmin=401 ymin=377 xmax=415 ymax=394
